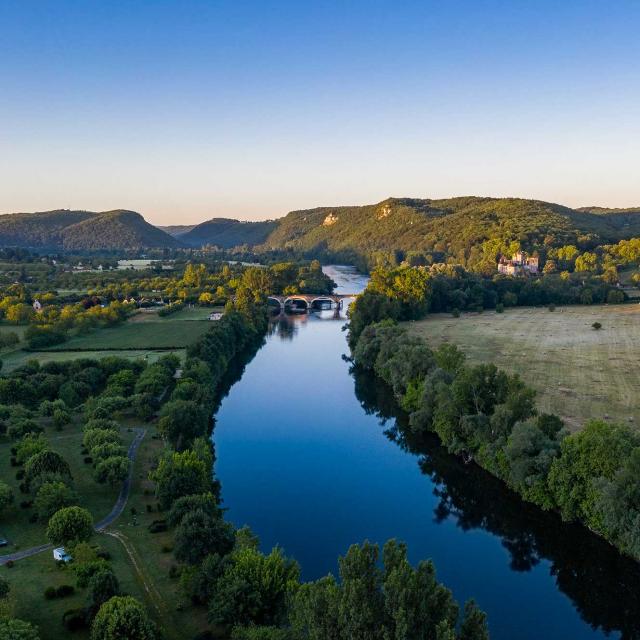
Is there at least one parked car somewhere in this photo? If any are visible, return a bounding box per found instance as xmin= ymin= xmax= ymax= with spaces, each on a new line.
xmin=53 ymin=547 xmax=72 ymax=563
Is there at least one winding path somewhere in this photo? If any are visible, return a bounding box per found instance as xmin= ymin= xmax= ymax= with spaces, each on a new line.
xmin=0 ymin=427 xmax=146 ymax=565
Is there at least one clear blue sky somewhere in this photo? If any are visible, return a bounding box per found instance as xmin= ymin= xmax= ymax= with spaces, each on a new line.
xmin=1 ymin=0 xmax=639 ymax=224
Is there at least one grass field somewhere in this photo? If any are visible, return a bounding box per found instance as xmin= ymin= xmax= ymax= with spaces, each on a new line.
xmin=408 ymin=304 xmax=640 ymax=431
xmin=0 ymin=418 xmax=210 ymax=639
xmin=0 ymin=416 xmax=132 ymax=551
xmin=41 ymin=308 xmax=221 ymax=352
xmin=43 ymin=321 xmax=211 ymax=351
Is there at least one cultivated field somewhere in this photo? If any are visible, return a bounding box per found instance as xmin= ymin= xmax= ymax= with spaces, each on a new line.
xmin=408 ymin=304 xmax=640 ymax=431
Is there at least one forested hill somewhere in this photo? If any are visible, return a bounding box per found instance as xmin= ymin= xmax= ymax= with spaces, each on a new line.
xmin=179 ymin=217 xmax=277 ymax=248
xmin=0 ymin=209 xmax=180 ymax=250
xmin=260 ymin=197 xmax=640 ymax=269
xmin=5 ymin=197 xmax=640 ymax=258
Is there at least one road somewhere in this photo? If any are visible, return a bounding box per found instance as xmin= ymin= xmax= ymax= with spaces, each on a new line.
xmin=0 ymin=427 xmax=146 ymax=565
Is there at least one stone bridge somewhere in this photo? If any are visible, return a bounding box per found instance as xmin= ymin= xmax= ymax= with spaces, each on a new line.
xmin=267 ymin=293 xmax=357 ymax=313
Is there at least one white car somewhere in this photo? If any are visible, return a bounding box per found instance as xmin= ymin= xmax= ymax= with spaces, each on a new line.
xmin=53 ymin=547 xmax=72 ymax=563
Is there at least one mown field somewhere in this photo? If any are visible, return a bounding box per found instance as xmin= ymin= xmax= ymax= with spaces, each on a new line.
xmin=408 ymin=304 xmax=640 ymax=431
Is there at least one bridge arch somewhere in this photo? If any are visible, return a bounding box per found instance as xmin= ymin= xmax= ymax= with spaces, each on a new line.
xmin=267 ymin=296 xmax=283 ymax=312
xmin=309 ymin=296 xmax=337 ymax=311
xmin=283 ymin=296 xmax=309 ymax=313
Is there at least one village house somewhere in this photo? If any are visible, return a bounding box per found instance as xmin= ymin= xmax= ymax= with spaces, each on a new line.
xmin=497 ymin=251 xmax=539 ymax=275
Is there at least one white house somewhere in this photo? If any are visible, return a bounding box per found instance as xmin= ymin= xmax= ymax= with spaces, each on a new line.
xmin=53 ymin=547 xmax=72 ymax=563
xmin=32 ymin=300 xmax=42 ymax=312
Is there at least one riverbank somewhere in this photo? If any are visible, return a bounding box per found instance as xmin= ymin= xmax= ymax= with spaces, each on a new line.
xmin=212 ymin=265 xmax=638 ymax=640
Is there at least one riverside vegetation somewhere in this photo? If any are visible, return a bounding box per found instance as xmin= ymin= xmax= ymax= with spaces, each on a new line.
xmin=0 ymin=260 xmax=489 ymax=640
xmin=349 ymin=266 xmax=640 ymax=564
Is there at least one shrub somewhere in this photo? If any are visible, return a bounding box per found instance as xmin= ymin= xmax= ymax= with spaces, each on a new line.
xmin=148 ymin=520 xmax=168 ymax=534
xmin=548 ymin=304 xmax=556 ymax=312
xmin=15 ymin=433 xmax=49 ymax=465
xmin=63 ymin=607 xmax=88 ymax=632
xmin=53 ymin=408 xmax=72 ymax=430
xmin=57 ymin=584 xmax=75 ymax=598
xmin=495 ymin=303 xmax=504 ymax=314
xmin=592 ymin=321 xmax=602 ymax=330
xmin=44 ymin=586 xmax=57 ymax=599
xmin=452 ymin=308 xmax=461 ymax=318
xmin=7 ymin=419 xmax=43 ymax=440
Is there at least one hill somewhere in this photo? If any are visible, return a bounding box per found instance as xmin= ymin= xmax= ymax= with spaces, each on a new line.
xmin=180 ymin=217 xmax=277 ymax=248
xmin=261 ymin=196 xmax=640 ymax=267
xmin=158 ymin=224 xmax=197 ymax=238
xmin=0 ymin=209 xmax=180 ymax=250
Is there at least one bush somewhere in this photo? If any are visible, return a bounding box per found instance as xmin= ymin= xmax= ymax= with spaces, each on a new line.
xmin=63 ymin=607 xmax=88 ymax=632
xmin=53 ymin=408 xmax=72 ymax=430
xmin=44 ymin=586 xmax=57 ymax=599
xmin=148 ymin=520 xmax=168 ymax=534
xmin=452 ymin=308 xmax=461 ymax=318
xmin=548 ymin=304 xmax=556 ymax=311
xmin=57 ymin=584 xmax=75 ymax=597
xmin=592 ymin=321 xmax=602 ymax=330
xmin=495 ymin=303 xmax=504 ymax=314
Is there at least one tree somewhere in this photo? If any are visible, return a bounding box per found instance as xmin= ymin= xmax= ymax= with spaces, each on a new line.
xmin=25 ymin=450 xmax=71 ymax=489
xmin=46 ymin=506 xmax=93 ymax=545
xmin=0 ymin=619 xmax=40 ymax=640
xmin=0 ymin=482 xmax=14 ymax=516
xmin=151 ymin=449 xmax=210 ymax=509
xmin=167 ymin=492 xmax=221 ymax=527
xmin=174 ymin=509 xmax=235 ymax=565
xmin=289 ymin=575 xmax=341 ymax=640
xmin=548 ymin=420 xmax=639 ymax=529
xmin=90 ymin=443 xmax=125 ymax=463
xmin=52 ymin=408 xmax=71 ymax=430
xmin=158 ymin=400 xmax=208 ymax=451
xmin=83 ymin=428 xmax=121 ymax=451
xmin=594 ymin=447 xmax=640 ymax=559
xmin=15 ymin=433 xmax=48 ymax=465
xmin=34 ymin=481 xmax=78 ymax=522
xmin=459 ymin=600 xmax=489 ymax=640
xmin=87 ymin=569 xmax=120 ymax=615
xmin=94 ymin=456 xmax=130 ymax=486
xmin=337 ymin=542 xmax=384 ymax=639
xmin=506 ymin=420 xmax=562 ymax=509
xmin=91 ymin=596 xmax=156 ymax=640
xmin=209 ymin=547 xmax=300 ymax=629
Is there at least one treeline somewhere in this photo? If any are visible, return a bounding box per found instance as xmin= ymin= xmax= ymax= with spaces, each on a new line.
xmin=348 ymin=265 xmax=625 ymax=346
xmin=352 ymin=321 xmax=640 ymax=563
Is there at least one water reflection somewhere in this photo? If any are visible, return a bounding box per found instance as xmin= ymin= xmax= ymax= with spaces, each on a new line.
xmin=353 ymin=367 xmax=640 ymax=639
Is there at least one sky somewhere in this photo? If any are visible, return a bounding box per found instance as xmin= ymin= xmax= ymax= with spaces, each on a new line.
xmin=1 ymin=0 xmax=639 ymax=225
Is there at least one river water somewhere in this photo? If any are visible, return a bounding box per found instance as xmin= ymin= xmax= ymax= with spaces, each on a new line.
xmin=214 ymin=265 xmax=640 ymax=640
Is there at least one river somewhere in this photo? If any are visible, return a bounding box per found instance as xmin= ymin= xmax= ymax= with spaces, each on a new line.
xmin=214 ymin=265 xmax=640 ymax=640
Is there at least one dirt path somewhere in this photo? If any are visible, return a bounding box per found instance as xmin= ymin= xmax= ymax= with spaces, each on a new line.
xmin=104 ymin=530 xmax=180 ymax=638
